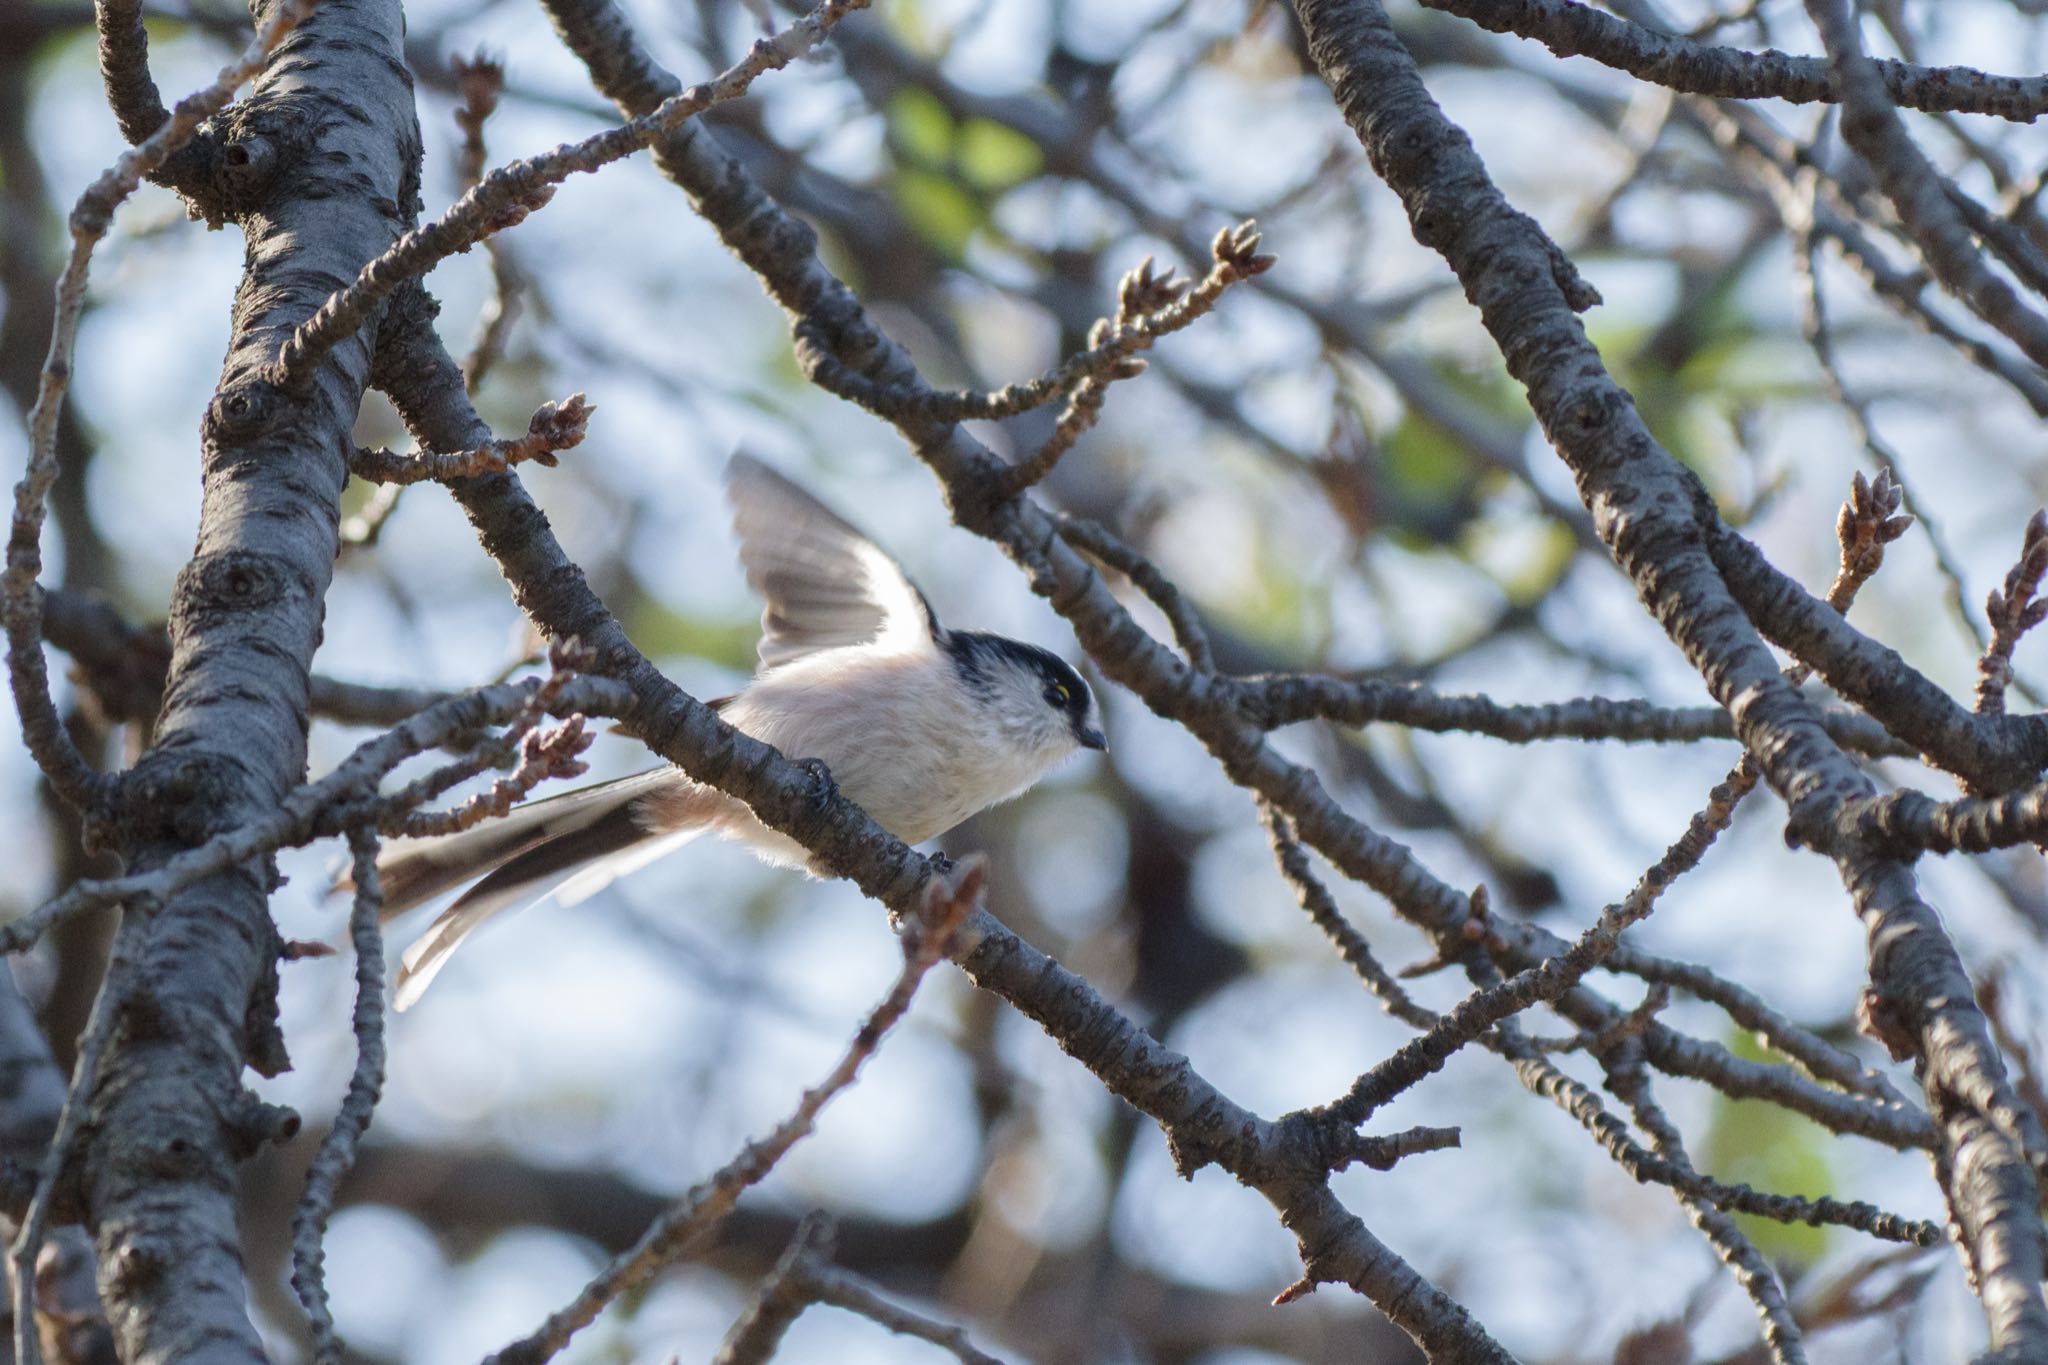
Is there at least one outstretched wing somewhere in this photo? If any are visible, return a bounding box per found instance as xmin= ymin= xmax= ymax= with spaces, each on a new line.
xmin=725 ymin=454 xmax=940 ymax=669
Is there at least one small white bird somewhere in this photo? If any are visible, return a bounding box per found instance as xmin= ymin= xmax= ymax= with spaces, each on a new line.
xmin=374 ymin=454 xmax=1106 ymax=1008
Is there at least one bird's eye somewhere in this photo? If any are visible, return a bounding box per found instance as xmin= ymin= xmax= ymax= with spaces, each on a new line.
xmin=1046 ymin=682 xmax=1071 ymax=708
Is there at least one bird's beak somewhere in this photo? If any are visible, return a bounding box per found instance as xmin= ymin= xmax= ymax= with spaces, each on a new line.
xmin=1078 ymin=726 xmax=1108 ymax=752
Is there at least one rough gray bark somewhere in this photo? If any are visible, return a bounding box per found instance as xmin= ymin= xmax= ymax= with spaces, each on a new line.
xmin=74 ymin=1 xmax=420 ymax=1357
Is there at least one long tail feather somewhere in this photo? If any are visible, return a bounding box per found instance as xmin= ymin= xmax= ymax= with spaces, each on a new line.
xmin=350 ymin=769 xmax=683 ymax=1009
xmin=392 ymin=809 xmax=697 ymax=1010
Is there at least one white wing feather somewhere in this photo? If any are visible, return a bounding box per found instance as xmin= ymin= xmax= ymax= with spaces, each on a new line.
xmin=725 ymin=454 xmax=939 ymax=667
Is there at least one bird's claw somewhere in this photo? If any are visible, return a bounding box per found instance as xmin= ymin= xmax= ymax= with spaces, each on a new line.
xmin=929 ymin=851 xmax=957 ymax=876
xmin=799 ymin=757 xmax=839 ymax=808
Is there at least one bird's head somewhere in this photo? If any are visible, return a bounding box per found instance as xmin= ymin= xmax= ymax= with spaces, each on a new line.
xmin=946 ymin=632 xmax=1106 ymax=766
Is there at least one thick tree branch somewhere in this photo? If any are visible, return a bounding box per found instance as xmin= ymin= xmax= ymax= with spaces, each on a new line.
xmin=73 ymin=1 xmax=419 ymax=1355
xmin=1287 ymin=0 xmax=2048 ymax=1353
xmin=1425 ymin=0 xmax=2048 ymax=122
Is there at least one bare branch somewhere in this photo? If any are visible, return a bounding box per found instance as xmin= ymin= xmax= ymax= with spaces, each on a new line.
xmin=1977 ymin=512 xmax=2048 ymax=716
xmin=1604 ymin=1048 xmax=1807 ymax=1365
xmin=1231 ymin=674 xmax=1911 ymax=756
xmin=490 ymin=856 xmax=985 ymax=1365
xmin=0 ymin=664 xmax=627 ymax=955
xmin=348 ymin=394 xmax=592 ymax=486
xmin=713 ymin=1215 xmax=1008 ymax=1365
xmin=451 ymin=51 xmax=524 ymax=392
xmin=288 ymin=828 xmax=389 ymax=1365
xmin=1806 ymin=0 xmax=2048 ymax=374
xmin=91 ymin=0 xmax=168 ymax=144
xmin=1425 ymin=0 xmax=2048 ymax=121
xmin=268 ymin=0 xmax=871 ymax=389
xmin=10 ymin=961 xmax=124 ymax=1365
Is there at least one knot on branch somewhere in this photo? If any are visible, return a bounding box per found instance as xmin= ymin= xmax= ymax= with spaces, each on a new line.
xmin=119 ymin=751 xmax=248 ymax=846
xmin=224 ymin=1092 xmax=300 ymax=1158
xmin=1164 ymin=1115 xmax=1257 ymax=1180
xmin=170 ymin=549 xmax=308 ymax=631
xmin=202 ymin=379 xmax=280 ymax=445
xmin=1555 ymin=383 xmax=1627 ymax=439
xmin=212 ymin=133 xmax=279 ymax=217
xmin=184 ymin=95 xmax=321 ymax=226
xmin=125 ymin=1116 xmax=219 ymax=1183
xmin=1270 ymin=1111 xmax=1463 ymax=1183
xmin=104 ymin=1237 xmax=170 ymax=1297
xmin=1857 ymin=985 xmax=1918 ymax=1063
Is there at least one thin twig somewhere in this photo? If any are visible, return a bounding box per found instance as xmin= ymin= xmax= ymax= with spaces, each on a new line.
xmin=1604 ymin=1046 xmax=1808 ymax=1365
xmin=9 ymin=955 xmax=127 ymax=1365
xmin=1055 ymin=513 xmax=1215 ymax=671
xmin=268 ymin=0 xmax=871 ymax=388
xmin=1506 ymin=1026 xmax=1937 ymax=1247
xmin=1607 ymin=946 xmax=1908 ymax=1103
xmin=488 ymin=857 xmax=986 ymax=1365
xmin=1326 ymin=769 xmax=1751 ymax=1125
xmin=348 ymin=394 xmax=591 ymax=486
xmin=1976 ymin=511 xmax=2048 ymax=716
xmin=799 ymin=1262 xmax=1008 ymax=1364
xmin=0 ymin=663 xmax=626 ymax=954
xmin=1260 ymin=804 xmax=1436 ymax=1030
xmin=713 ymin=1214 xmax=1008 ymax=1365
xmin=1804 ymin=0 xmax=2048 ymax=373
xmin=451 ymin=51 xmax=524 ymax=391
xmin=382 ymin=716 xmax=592 ymax=839
xmin=1232 ymin=674 xmax=1910 ymax=756
xmin=1000 ymin=225 xmax=1275 ymax=492
xmin=1794 ymin=231 xmax=2010 ymax=702
xmin=289 ymin=828 xmax=389 ymax=1365
xmin=1422 ymin=0 xmax=2048 ymax=122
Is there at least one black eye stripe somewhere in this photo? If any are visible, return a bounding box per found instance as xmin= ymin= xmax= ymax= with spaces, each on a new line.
xmin=947 ymin=630 xmax=1093 ymax=713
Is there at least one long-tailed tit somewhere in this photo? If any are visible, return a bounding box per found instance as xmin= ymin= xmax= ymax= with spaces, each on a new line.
xmin=373 ymin=455 xmax=1106 ymax=1007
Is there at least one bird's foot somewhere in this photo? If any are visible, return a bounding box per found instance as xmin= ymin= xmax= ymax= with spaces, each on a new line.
xmin=798 ymin=757 xmax=839 ymax=808
xmin=928 ymin=851 xmax=957 ymax=876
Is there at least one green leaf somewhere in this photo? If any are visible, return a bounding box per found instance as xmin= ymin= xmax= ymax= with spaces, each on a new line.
xmin=892 ymin=168 xmax=983 ymax=260
xmin=887 ymin=87 xmax=955 ymax=168
xmin=624 ymin=601 xmax=757 ymax=671
xmin=1698 ymin=1030 xmax=1837 ymax=1265
xmin=1380 ymin=416 xmax=1485 ymax=549
xmin=1490 ymin=522 xmax=1577 ymax=607
xmin=958 ymin=118 xmax=1043 ymax=191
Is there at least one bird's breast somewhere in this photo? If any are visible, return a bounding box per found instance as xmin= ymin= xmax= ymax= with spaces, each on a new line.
xmin=720 ymin=655 xmax=1039 ymax=845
